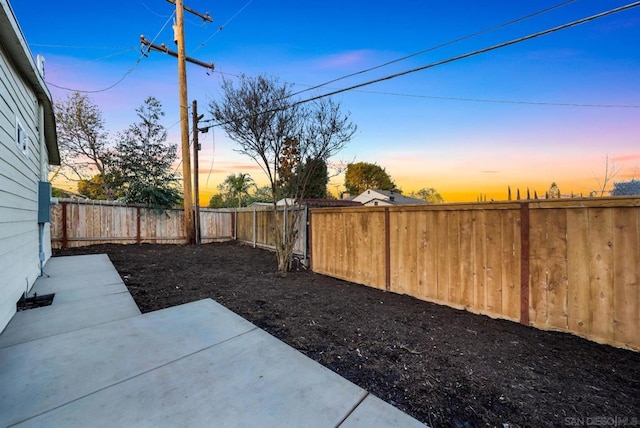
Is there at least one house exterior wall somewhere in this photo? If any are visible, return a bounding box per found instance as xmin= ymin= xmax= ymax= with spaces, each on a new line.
xmin=0 ymin=11 xmax=53 ymax=332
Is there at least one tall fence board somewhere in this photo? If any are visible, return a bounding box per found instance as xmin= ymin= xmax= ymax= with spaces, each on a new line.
xmin=310 ymin=198 xmax=640 ymax=351
xmin=311 ymin=208 xmax=387 ymax=290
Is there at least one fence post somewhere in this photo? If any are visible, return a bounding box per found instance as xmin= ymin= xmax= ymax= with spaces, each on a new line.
xmin=232 ymin=210 xmax=236 ymax=240
xmin=136 ymin=207 xmax=141 ymax=244
xmin=385 ymin=207 xmax=391 ymax=291
xmin=302 ymin=205 xmax=308 ymax=266
xmin=520 ymin=202 xmax=530 ymax=326
xmin=283 ymin=205 xmax=287 ymax=244
xmin=306 ymin=206 xmax=312 ymax=269
xmin=253 ymin=209 xmax=257 ymax=248
xmin=61 ymin=201 xmax=68 ymax=249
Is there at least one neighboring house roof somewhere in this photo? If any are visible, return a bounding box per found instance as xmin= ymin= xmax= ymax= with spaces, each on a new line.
xmin=361 ymin=198 xmax=393 ymax=207
xmin=0 ymin=0 xmax=59 ymax=165
xmin=276 ymin=198 xmax=362 ymax=207
xmin=353 ymin=189 xmax=427 ymax=206
xmin=299 ymin=199 xmax=362 ymax=208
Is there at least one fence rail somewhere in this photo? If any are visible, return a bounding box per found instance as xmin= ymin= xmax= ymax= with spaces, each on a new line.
xmin=310 ymin=198 xmax=640 ymax=351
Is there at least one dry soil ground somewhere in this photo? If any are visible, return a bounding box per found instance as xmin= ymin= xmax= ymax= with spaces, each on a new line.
xmin=54 ymin=242 xmax=640 ymax=427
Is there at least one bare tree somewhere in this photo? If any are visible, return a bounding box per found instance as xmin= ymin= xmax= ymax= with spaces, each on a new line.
xmin=54 ymin=92 xmax=114 ymax=198
xmin=210 ymin=74 xmax=356 ymax=271
xmin=592 ymin=155 xmax=622 ymax=197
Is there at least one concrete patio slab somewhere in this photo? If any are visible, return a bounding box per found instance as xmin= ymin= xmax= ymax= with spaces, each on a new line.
xmin=39 ymin=254 xmax=116 ymax=276
xmin=14 ymin=328 xmax=372 ymax=428
xmin=0 ymin=254 xmax=140 ymax=349
xmin=33 ymin=269 xmax=125 ymax=294
xmin=0 ymin=299 xmax=257 ymax=427
xmin=0 ymin=254 xmax=426 ymax=427
xmin=0 ymin=292 xmax=140 ymax=348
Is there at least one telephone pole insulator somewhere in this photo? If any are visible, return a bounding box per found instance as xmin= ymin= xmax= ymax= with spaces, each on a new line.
xmin=140 ymin=36 xmax=214 ymax=71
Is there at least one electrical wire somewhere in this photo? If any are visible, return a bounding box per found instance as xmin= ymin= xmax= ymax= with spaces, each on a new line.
xmin=29 ymin=43 xmax=133 ymax=50
xmin=45 ymin=11 xmax=176 ymax=94
xmin=212 ymin=68 xmax=640 ymax=108
xmin=189 ymin=0 xmax=254 ymax=55
xmin=332 ymin=88 xmax=640 ymax=108
xmin=289 ymin=2 xmax=640 ymax=108
xmin=203 ymin=1 xmax=640 ymax=126
xmin=287 ymin=0 xmax=577 ymax=99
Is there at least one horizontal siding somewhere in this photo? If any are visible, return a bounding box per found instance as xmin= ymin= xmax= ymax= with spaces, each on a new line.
xmin=0 ymin=41 xmax=44 ymax=332
xmin=0 ymin=167 xmax=37 ymax=200
xmin=0 ymin=229 xmax=40 ymax=333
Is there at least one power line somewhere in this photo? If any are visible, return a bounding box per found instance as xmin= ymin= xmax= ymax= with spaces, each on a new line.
xmin=189 ymin=0 xmax=254 ymax=55
xmin=288 ymin=0 xmax=577 ymax=99
xmin=203 ymin=2 xmax=640 ymax=126
xmin=212 ymin=68 xmax=640 ymax=108
xmin=290 ymin=2 xmax=640 ymax=108
xmin=45 ymin=11 xmax=176 ymax=94
xmin=351 ymin=89 xmax=640 ymax=108
xmin=29 ymin=43 xmax=133 ymax=50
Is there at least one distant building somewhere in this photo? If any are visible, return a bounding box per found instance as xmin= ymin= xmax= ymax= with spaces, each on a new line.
xmin=0 ymin=0 xmax=60 ymax=331
xmin=352 ymin=189 xmax=427 ymax=206
xmin=276 ymin=198 xmax=361 ymax=208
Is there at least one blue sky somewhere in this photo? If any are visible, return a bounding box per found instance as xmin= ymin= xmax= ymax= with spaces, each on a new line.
xmin=11 ymin=0 xmax=640 ymax=201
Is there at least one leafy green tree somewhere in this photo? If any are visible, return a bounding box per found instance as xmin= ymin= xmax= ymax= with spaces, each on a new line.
xmin=77 ymin=173 xmax=123 ymax=200
xmin=78 ymin=174 xmax=108 ymax=200
xmin=210 ymin=74 xmax=356 ymax=271
xmin=208 ymin=193 xmax=227 ymax=208
xmin=344 ymin=162 xmax=397 ymax=194
xmin=298 ymin=157 xmax=328 ymax=199
xmin=111 ymin=97 xmax=182 ymax=210
xmin=611 ymin=179 xmax=640 ymax=196
xmin=249 ymin=185 xmax=276 ymax=204
xmin=217 ymin=173 xmax=255 ymax=208
xmin=410 ymin=187 xmax=444 ymax=203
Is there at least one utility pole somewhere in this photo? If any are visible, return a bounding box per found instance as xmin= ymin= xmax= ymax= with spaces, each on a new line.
xmin=192 ymin=100 xmax=204 ymax=244
xmin=175 ymin=0 xmax=194 ymax=243
xmin=140 ymin=1 xmax=213 ymax=244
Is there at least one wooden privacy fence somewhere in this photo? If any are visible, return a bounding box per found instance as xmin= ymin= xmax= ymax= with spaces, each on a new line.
xmin=50 ymin=199 xmax=233 ymax=248
xmin=310 ymin=198 xmax=640 ymax=351
xmin=234 ymin=205 xmax=307 ymax=257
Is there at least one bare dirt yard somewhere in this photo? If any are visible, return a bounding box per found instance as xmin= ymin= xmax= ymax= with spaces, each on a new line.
xmin=54 ymin=241 xmax=640 ymax=427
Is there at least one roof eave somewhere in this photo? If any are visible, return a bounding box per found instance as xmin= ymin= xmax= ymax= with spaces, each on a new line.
xmin=0 ymin=0 xmax=59 ymax=165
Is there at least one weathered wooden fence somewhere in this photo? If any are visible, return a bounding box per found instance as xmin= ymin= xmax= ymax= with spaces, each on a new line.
xmin=50 ymin=199 xmax=307 ymax=257
xmin=310 ymin=198 xmax=640 ymax=351
xmin=234 ymin=205 xmax=307 ymax=257
xmin=50 ymin=199 xmax=233 ymax=248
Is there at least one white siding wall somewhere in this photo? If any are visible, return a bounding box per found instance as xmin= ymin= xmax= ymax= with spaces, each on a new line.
xmin=0 ymin=42 xmax=46 ymax=332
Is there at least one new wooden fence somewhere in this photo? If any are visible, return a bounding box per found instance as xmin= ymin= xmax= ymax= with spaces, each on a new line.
xmin=310 ymin=198 xmax=640 ymax=351
xmin=50 ymin=199 xmax=233 ymax=248
xmin=234 ymin=205 xmax=307 ymax=257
